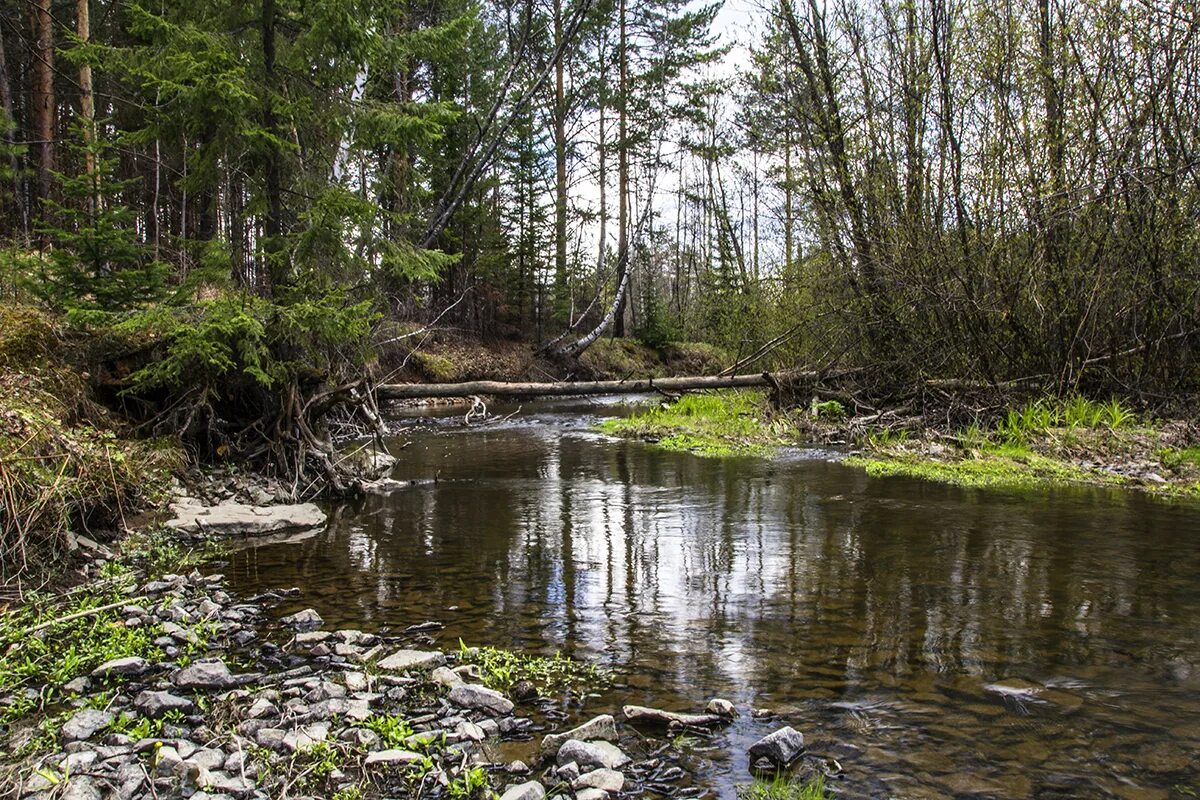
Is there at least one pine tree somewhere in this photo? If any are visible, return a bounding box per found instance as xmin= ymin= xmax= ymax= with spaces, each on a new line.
xmin=36 ymin=120 xmax=168 ymax=312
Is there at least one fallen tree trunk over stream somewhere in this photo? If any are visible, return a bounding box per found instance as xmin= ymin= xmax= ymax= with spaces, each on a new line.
xmin=376 ymin=370 xmax=820 ymax=400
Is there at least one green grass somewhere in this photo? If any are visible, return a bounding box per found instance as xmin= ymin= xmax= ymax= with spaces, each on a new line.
xmin=598 ymin=390 xmax=781 ymax=457
xmin=362 ymin=713 xmax=415 ymax=748
xmin=458 ymin=642 xmax=608 ymax=697
xmin=847 ymin=445 xmax=1115 ymax=490
xmin=737 ymin=775 xmax=829 ymax=800
xmin=0 ymin=585 xmax=166 ymax=723
xmin=994 ymin=395 xmax=1136 ymax=445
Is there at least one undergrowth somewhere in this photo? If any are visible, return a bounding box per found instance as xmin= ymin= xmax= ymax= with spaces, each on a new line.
xmin=598 ymin=390 xmax=784 ymax=457
xmin=737 ymin=774 xmax=829 ymax=800
xmin=458 ymin=642 xmax=608 ymax=697
xmin=853 ymin=395 xmax=1200 ymax=496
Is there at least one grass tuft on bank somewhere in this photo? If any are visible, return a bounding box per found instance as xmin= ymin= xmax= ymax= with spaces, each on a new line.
xmin=737 ymin=774 xmax=829 ymax=800
xmin=852 ymin=396 xmax=1200 ymax=497
xmin=597 ymin=390 xmax=786 ymax=457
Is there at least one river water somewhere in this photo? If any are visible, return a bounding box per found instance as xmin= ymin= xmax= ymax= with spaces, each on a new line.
xmin=225 ymin=398 xmax=1200 ymax=799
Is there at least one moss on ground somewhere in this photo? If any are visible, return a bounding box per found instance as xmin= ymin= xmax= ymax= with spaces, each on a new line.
xmin=846 ymin=445 xmax=1117 ymax=491
xmin=850 ymin=397 xmax=1200 ymax=498
xmin=598 ymin=390 xmax=790 ymax=457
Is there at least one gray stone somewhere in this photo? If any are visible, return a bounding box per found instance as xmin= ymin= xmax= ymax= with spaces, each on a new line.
xmin=448 ymin=684 xmax=514 ymax=715
xmin=255 ymin=727 xmax=287 ymax=751
xmin=59 ymin=776 xmax=102 ymax=800
xmin=281 ymin=608 xmax=323 ymax=632
xmin=294 ymin=631 xmax=330 ymax=646
xmin=574 ymin=769 xmax=624 ymax=793
xmin=498 ymin=780 xmax=545 ymax=800
xmin=344 ymin=671 xmax=369 ymax=692
xmin=376 ymin=649 xmax=445 ymax=672
xmin=282 ymin=723 xmax=328 ymax=752
xmin=431 ymin=666 xmax=464 ymax=689
xmin=555 ymin=740 xmax=630 ymax=771
xmin=186 ymin=748 xmax=226 ymax=772
xmin=339 ymin=728 xmax=381 ymax=749
xmin=541 ymin=714 xmax=618 ymax=755
xmin=556 ymin=762 xmax=580 ymax=781
xmin=747 ymin=726 xmax=805 ymax=767
xmin=166 ymin=501 xmax=326 ymax=536
xmin=60 ymin=709 xmax=114 ymax=742
xmin=155 ymin=744 xmax=185 ymax=776
xmin=364 ymin=749 xmax=423 ymax=767
xmin=455 ymin=721 xmax=486 ymax=742
xmin=202 ymin=770 xmax=254 ymax=794
xmin=706 ymin=698 xmax=738 ymax=717
xmin=90 ymin=656 xmax=150 ymax=678
xmin=246 ymin=697 xmax=277 ymax=719
xmin=576 ymin=789 xmax=608 ymax=800
xmin=175 ymin=660 xmax=236 ymax=689
xmin=135 ymin=690 xmax=194 ymax=717
xmin=63 ymin=677 xmax=91 ymax=695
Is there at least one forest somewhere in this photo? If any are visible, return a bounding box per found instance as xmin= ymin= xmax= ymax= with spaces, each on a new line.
xmin=1 ymin=2 xmax=1200 ymax=798
xmin=0 ymin=0 xmax=1198 ymax=526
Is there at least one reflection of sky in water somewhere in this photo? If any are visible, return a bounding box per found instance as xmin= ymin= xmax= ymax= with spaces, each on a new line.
xmin=227 ymin=404 xmax=1200 ymax=798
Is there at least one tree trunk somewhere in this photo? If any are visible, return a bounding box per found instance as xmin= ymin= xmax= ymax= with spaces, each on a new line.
xmin=0 ymin=22 xmax=27 ymax=238
xmin=553 ymin=0 xmax=568 ymax=317
xmin=261 ymin=0 xmax=284 ymax=295
xmin=614 ymin=0 xmax=629 ymax=337
xmin=78 ymin=0 xmax=95 ymax=186
xmin=31 ymin=0 xmax=55 ymax=212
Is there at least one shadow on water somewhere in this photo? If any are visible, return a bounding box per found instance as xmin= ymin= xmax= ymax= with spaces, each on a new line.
xmin=225 ymin=397 xmax=1200 ymax=798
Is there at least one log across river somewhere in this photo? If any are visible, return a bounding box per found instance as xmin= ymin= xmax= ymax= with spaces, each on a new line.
xmin=376 ymin=370 xmax=817 ymax=399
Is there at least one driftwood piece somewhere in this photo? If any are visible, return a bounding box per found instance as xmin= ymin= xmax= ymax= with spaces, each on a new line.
xmin=377 ymin=371 xmax=818 ymax=400
xmin=622 ymin=704 xmax=726 ymax=728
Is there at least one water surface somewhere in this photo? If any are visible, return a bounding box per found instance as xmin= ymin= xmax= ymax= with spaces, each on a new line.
xmin=225 ymin=398 xmax=1200 ymax=799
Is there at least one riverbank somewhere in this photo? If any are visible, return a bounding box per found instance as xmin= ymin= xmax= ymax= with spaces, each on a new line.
xmin=600 ymin=391 xmax=1200 ymax=499
xmin=0 ymin=522 xmax=828 ymax=800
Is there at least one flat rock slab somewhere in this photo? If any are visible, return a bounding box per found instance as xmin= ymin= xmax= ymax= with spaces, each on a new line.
xmin=449 ymin=684 xmax=514 ymax=715
xmin=166 ymin=500 xmax=326 ymax=536
xmin=364 ymin=749 xmax=424 ymax=767
xmin=60 ymin=709 xmax=114 ymax=742
xmin=556 ymin=739 xmax=630 ymax=771
xmin=541 ymin=714 xmax=618 ymax=755
xmin=174 ymin=659 xmax=237 ymax=690
xmin=499 ymin=781 xmax=546 ymax=800
xmin=377 ymin=649 xmax=445 ymax=672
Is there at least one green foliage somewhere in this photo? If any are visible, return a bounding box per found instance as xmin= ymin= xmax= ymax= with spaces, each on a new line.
xmin=362 ymin=714 xmax=415 ymax=748
xmin=87 ymin=287 xmax=379 ymax=396
xmin=447 ymin=765 xmax=490 ymax=800
xmin=737 ymin=775 xmax=829 ymax=800
xmin=1160 ymin=446 xmax=1200 ymax=472
xmin=994 ymin=396 xmax=1136 ymax=446
xmin=459 ymin=642 xmax=609 ymax=697
xmin=599 ymin=390 xmax=781 ymax=457
xmin=0 ymin=588 xmax=165 ymax=723
xmin=35 ymin=120 xmax=168 ymax=313
xmin=847 ymin=449 xmax=1112 ymax=491
xmin=814 ymin=400 xmax=845 ymax=421
xmin=635 ymin=281 xmax=680 ymax=349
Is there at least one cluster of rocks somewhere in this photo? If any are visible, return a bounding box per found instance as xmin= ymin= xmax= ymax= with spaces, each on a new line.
xmin=11 ymin=561 xmax=813 ymax=800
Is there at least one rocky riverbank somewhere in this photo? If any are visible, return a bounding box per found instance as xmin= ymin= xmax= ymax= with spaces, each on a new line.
xmin=0 ymin=523 xmax=819 ymax=800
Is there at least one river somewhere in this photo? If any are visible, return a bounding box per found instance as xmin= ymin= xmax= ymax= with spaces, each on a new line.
xmin=225 ymin=397 xmax=1200 ymax=799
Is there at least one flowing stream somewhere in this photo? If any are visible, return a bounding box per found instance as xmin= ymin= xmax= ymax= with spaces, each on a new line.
xmin=225 ymin=398 xmax=1200 ymax=799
